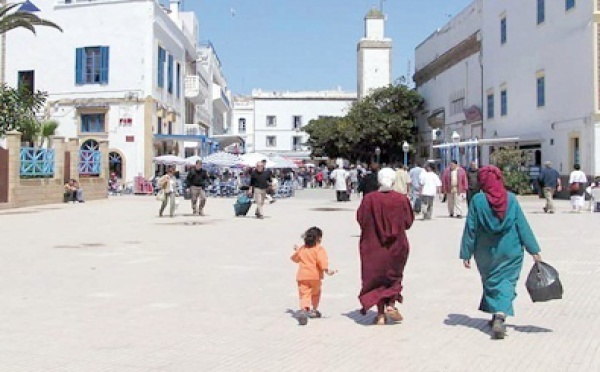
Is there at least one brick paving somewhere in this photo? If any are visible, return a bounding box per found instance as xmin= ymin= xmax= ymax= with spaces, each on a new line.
xmin=0 ymin=190 xmax=598 ymax=371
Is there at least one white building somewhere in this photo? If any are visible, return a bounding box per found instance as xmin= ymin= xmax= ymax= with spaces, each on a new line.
xmin=7 ymin=0 xmax=218 ymax=182
xmin=414 ymin=1 xmax=483 ymax=162
xmin=415 ymin=0 xmax=600 ymax=176
xmin=231 ymin=96 xmax=255 ymax=153
xmin=358 ymin=8 xmax=392 ymax=99
xmin=250 ymin=89 xmax=357 ymax=158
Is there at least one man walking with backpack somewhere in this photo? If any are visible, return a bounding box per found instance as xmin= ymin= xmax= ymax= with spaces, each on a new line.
xmin=186 ymin=160 xmax=211 ymax=216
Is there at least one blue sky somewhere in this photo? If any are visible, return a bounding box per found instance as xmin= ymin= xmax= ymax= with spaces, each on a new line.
xmin=183 ymin=0 xmax=472 ymax=95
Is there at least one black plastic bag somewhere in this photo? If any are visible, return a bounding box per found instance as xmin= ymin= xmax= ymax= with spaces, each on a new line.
xmin=526 ymin=262 xmax=563 ymax=302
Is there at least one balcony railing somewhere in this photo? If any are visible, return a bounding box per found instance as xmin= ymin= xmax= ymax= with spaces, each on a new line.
xmin=185 ymin=75 xmax=201 ymax=98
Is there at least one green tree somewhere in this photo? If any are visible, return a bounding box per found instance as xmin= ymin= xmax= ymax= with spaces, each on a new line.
xmin=491 ymin=147 xmax=532 ymax=195
xmin=40 ymin=119 xmax=58 ymax=148
xmin=0 ymin=2 xmax=62 ymax=34
xmin=304 ymin=116 xmax=354 ymax=160
xmin=303 ymin=84 xmax=423 ymax=162
xmin=0 ymin=84 xmax=47 ymax=141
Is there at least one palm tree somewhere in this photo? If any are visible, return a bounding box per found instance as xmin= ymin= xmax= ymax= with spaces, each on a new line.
xmin=40 ymin=119 xmax=58 ymax=148
xmin=0 ymin=2 xmax=62 ymax=34
xmin=0 ymin=2 xmax=63 ymax=83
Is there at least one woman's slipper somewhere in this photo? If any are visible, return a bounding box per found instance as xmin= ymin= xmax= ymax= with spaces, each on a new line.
xmin=373 ymin=314 xmax=386 ymax=325
xmin=385 ymin=307 xmax=403 ymax=322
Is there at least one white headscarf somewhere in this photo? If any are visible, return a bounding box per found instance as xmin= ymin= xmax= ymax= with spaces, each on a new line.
xmin=378 ymin=167 xmax=396 ymax=192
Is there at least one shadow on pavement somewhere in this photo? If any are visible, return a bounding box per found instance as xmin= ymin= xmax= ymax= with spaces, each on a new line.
xmin=444 ymin=314 xmax=553 ymax=337
xmin=342 ymin=309 xmax=378 ymax=326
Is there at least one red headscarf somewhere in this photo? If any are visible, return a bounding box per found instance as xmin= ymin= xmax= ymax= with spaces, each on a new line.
xmin=478 ymin=166 xmax=508 ymax=220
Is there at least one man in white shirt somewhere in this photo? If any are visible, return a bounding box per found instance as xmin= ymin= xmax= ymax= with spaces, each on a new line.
xmin=419 ymin=163 xmax=442 ymax=220
xmin=330 ymin=165 xmax=350 ymax=202
xmin=393 ymin=164 xmax=411 ymax=196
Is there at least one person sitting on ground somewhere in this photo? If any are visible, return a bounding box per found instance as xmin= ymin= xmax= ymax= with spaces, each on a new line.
xmin=64 ymin=179 xmax=85 ymax=203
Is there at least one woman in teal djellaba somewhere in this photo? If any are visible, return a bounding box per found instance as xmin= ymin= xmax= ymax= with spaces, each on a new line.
xmin=460 ymin=166 xmax=542 ymax=339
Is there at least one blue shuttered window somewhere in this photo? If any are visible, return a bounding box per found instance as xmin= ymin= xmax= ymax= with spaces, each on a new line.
xmin=566 ymin=0 xmax=575 ymax=11
xmin=487 ymin=93 xmax=494 ymax=119
xmin=75 ymin=48 xmax=84 ymax=85
xmin=100 ymin=46 xmax=109 ymax=83
xmin=75 ymin=46 xmax=109 ymax=85
xmin=158 ymin=47 xmax=166 ymax=88
xmin=176 ymin=62 xmax=181 ymax=98
xmin=500 ymin=89 xmax=508 ymax=116
xmin=537 ymin=0 xmax=545 ymax=24
xmin=167 ymin=54 xmax=174 ymax=94
xmin=537 ymin=76 xmax=546 ymax=107
xmin=500 ymin=17 xmax=507 ymax=44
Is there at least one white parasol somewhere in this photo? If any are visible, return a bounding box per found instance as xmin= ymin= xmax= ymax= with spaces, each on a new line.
xmin=153 ymin=155 xmax=186 ymax=165
xmin=185 ymin=155 xmax=203 ymax=165
xmin=240 ymin=152 xmax=275 ymax=168
xmin=203 ymin=152 xmax=243 ymax=167
xmin=268 ymin=155 xmax=298 ymax=169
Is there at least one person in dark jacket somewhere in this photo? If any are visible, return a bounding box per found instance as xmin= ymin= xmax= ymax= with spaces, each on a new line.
xmin=186 ymin=160 xmax=211 ymax=216
xmin=466 ymin=161 xmax=480 ymax=206
xmin=358 ymin=163 xmax=380 ymax=196
xmin=538 ymin=161 xmax=562 ymax=214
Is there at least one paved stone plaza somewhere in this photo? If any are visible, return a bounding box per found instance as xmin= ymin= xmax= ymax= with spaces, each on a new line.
xmin=0 ymin=190 xmax=599 ymax=371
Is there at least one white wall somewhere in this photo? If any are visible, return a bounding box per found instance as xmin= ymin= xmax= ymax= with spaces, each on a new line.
xmin=361 ymin=48 xmax=391 ymax=98
xmin=6 ymin=0 xmax=200 ymax=181
xmin=415 ymin=0 xmax=482 ymax=70
xmin=253 ymin=98 xmax=354 ymax=153
xmin=366 ymin=18 xmax=384 ymax=40
xmin=7 ymin=0 xmax=151 ymax=98
xmin=232 ymin=101 xmax=254 ymax=152
xmin=482 ymin=0 xmax=594 ymax=174
xmin=417 ymin=53 xmax=482 ymax=136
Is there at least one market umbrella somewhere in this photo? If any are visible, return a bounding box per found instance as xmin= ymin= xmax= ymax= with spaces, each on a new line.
xmin=268 ymin=155 xmax=298 ymax=169
xmin=153 ymin=155 xmax=186 ymax=165
xmin=203 ymin=152 xmax=242 ymax=167
xmin=240 ymin=152 xmax=274 ymax=168
xmin=185 ymin=155 xmax=203 ymax=165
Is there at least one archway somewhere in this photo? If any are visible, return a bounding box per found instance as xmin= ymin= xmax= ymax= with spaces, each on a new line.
xmin=79 ymin=139 xmax=101 ymax=177
xmin=109 ymin=150 xmax=125 ymax=180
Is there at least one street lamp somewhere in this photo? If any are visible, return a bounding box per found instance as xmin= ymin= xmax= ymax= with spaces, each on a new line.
xmin=375 ymin=146 xmax=381 ymax=164
xmin=402 ymin=141 xmax=409 ymax=166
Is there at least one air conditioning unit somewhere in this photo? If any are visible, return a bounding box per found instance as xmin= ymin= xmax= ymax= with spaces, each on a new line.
xmin=432 ymin=129 xmax=443 ymax=141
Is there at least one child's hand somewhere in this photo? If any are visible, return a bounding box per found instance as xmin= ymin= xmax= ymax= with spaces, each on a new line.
xmin=293 ymin=244 xmax=300 ymax=251
xmin=325 ymin=269 xmax=338 ymax=276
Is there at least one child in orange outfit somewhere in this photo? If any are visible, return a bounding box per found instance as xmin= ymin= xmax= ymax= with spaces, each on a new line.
xmin=291 ymin=226 xmax=337 ymax=325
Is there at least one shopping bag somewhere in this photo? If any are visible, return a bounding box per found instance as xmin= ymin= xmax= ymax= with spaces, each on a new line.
xmin=156 ymin=190 xmax=165 ymax=202
xmin=526 ymin=262 xmax=563 ymax=302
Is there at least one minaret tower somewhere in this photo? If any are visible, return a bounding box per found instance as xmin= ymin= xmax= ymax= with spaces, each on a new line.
xmin=357 ymin=8 xmax=392 ymax=99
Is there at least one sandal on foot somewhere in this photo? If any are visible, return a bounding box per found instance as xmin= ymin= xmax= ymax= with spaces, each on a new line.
xmin=385 ymin=307 xmax=403 ymax=322
xmin=373 ymin=314 xmax=386 ymax=325
xmin=308 ymin=310 xmax=322 ymax=319
xmin=297 ymin=310 xmax=308 ymax=326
